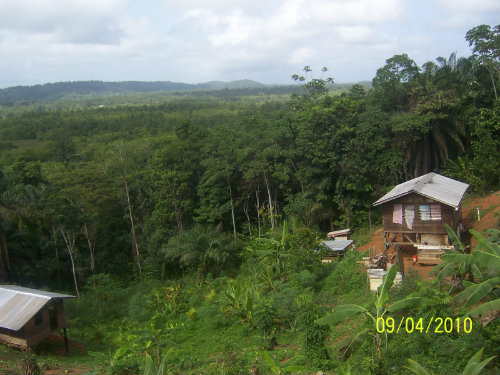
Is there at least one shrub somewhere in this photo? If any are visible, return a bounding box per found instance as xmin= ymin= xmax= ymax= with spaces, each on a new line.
xmin=254 ymin=301 xmax=278 ymax=337
xmin=321 ymin=251 xmax=365 ymax=295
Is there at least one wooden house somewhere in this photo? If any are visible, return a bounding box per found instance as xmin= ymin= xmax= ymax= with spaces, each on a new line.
xmin=0 ymin=285 xmax=74 ymax=349
xmin=373 ymin=173 xmax=469 ymax=272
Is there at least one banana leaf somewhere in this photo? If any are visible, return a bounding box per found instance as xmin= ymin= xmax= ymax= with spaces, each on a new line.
xmin=445 ymin=224 xmax=466 ymax=252
xmin=466 ymin=298 xmax=500 ymax=319
xmin=462 ymin=347 xmax=496 ymax=375
xmin=455 ymin=278 xmax=500 ymax=306
xmin=387 ymin=297 xmax=427 ymax=313
xmin=376 ymin=264 xmax=398 ymax=308
xmin=262 ymin=351 xmax=280 ymax=374
xmin=316 ymin=304 xmax=367 ymax=325
xmin=470 ymin=229 xmax=500 ymax=256
xmin=440 ymin=253 xmax=474 ymax=265
xmin=143 ymin=353 xmax=154 ymax=375
xmin=472 ymin=250 xmax=500 ymax=276
xmin=406 ymin=358 xmax=431 ymax=375
xmin=157 ymin=348 xmax=174 ymax=375
xmin=343 ymin=328 xmax=370 ymax=359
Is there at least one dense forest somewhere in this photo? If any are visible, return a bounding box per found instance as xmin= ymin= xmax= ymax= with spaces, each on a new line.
xmin=0 ymin=24 xmax=498 ymax=375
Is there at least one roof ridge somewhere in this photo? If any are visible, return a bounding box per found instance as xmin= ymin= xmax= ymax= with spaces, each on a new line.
xmin=413 ymin=172 xmax=435 ymax=193
xmin=0 ymin=286 xmax=51 ymax=300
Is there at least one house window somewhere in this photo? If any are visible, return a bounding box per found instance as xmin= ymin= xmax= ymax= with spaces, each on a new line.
xmin=34 ymin=312 xmax=43 ymax=326
xmin=419 ymin=205 xmax=431 ymax=220
xmin=430 ymin=204 xmax=442 ymax=220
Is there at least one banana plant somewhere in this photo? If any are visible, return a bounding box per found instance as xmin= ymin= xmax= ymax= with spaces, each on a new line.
xmin=262 ymin=351 xmax=303 ymax=374
xmin=406 ymin=347 xmax=495 ymax=375
xmin=246 ymin=221 xmax=291 ymax=282
xmin=430 ymin=224 xmax=472 ymax=286
xmin=221 ymin=279 xmax=257 ymax=323
xmin=316 ymin=265 xmax=426 ymax=366
xmin=143 ymin=348 xmax=174 ymax=375
xmin=434 ymin=228 xmax=500 ymax=325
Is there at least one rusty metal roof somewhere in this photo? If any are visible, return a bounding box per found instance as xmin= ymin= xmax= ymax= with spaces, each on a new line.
xmin=0 ymin=285 xmax=74 ymax=331
xmin=373 ymin=173 xmax=469 ymax=209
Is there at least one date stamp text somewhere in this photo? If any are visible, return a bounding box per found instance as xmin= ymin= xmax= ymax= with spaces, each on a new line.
xmin=376 ymin=317 xmax=472 ymax=334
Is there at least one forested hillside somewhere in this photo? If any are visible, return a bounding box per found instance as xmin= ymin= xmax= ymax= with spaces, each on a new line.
xmin=0 ymin=24 xmax=498 ymax=375
xmin=0 ymin=79 xmax=270 ymax=105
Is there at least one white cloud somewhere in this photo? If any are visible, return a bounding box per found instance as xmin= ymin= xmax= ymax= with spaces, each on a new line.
xmin=0 ymin=0 xmax=129 ymax=44
xmin=436 ymin=0 xmax=499 ymax=14
xmin=0 ymin=0 xmax=498 ymax=87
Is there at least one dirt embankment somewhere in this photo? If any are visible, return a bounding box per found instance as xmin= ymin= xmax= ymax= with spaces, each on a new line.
xmin=461 ymin=192 xmax=500 ymax=246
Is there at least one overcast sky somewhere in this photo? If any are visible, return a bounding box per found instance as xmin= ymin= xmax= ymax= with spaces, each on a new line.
xmin=0 ymin=0 xmax=498 ymax=88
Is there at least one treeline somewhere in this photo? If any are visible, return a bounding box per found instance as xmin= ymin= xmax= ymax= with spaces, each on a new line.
xmin=0 ymin=24 xmax=498 ymax=291
xmin=0 ymin=79 xmax=291 ymax=106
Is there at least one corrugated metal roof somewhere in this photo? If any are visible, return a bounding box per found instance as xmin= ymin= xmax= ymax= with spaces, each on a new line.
xmin=373 ymin=173 xmax=469 ymax=209
xmin=321 ymin=239 xmax=353 ymax=252
xmin=327 ymin=228 xmax=350 ymax=238
xmin=0 ymin=286 xmax=74 ymax=331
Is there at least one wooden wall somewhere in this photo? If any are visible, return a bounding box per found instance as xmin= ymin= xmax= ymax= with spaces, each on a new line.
xmin=381 ymin=193 xmax=460 ymax=235
xmin=0 ymin=300 xmax=68 ymax=349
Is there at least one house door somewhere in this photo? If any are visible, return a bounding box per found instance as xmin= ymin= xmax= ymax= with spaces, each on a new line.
xmin=49 ymin=307 xmax=58 ymax=330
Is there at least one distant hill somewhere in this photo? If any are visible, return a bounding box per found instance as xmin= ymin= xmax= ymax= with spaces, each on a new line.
xmin=0 ymin=79 xmax=372 ymax=107
xmin=0 ymin=79 xmax=270 ymax=106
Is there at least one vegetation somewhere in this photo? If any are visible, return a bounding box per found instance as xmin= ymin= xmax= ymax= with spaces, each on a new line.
xmin=0 ymin=24 xmax=498 ymax=374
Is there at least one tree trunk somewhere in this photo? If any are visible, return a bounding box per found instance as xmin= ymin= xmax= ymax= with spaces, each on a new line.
xmin=175 ymin=204 xmax=183 ymax=234
xmin=264 ymin=173 xmax=274 ymax=229
xmin=60 ymin=227 xmax=79 ymax=299
xmin=114 ymin=145 xmax=142 ymax=276
xmin=52 ymin=225 xmax=61 ymax=289
xmin=0 ymin=225 xmax=9 ymax=282
xmin=227 ymin=179 xmax=237 ymax=239
xmin=124 ymin=179 xmax=141 ymax=276
xmin=368 ymin=208 xmax=372 ymax=235
xmin=486 ymin=65 xmax=498 ymax=100
xmin=290 ymin=161 xmax=304 ymax=193
xmin=255 ymin=186 xmax=261 ymax=238
xmin=82 ymin=222 xmax=96 ymax=273
xmin=243 ymin=200 xmax=252 ymax=238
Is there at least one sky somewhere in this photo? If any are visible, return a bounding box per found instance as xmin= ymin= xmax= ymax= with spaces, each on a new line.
xmin=0 ymin=0 xmax=498 ymax=88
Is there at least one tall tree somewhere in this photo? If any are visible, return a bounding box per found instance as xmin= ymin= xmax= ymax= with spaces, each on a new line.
xmin=466 ymin=24 xmax=500 ymax=100
xmin=196 ymin=125 xmax=247 ymax=237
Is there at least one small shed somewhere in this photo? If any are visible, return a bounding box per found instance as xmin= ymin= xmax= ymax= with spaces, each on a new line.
xmin=320 ymin=238 xmax=354 ymax=262
xmin=0 ymin=285 xmax=74 ymax=349
xmin=373 ymin=173 xmax=469 ymax=272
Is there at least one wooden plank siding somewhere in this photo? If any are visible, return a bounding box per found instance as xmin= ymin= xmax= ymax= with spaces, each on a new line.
xmin=0 ymin=329 xmax=27 ymax=348
xmin=381 ymin=193 xmax=459 ymax=235
xmin=0 ymin=303 xmax=68 ymax=349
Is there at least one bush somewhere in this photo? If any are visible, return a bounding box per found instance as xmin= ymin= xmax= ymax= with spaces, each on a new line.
xmin=290 ymin=269 xmax=319 ymax=290
xmin=321 ymin=251 xmax=365 ymax=295
xmin=269 ymin=283 xmax=302 ymax=327
xmin=254 ymin=301 xmax=278 ymax=337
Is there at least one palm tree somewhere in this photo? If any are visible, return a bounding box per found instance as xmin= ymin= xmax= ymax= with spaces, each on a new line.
xmin=393 ymin=53 xmax=467 ymax=177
